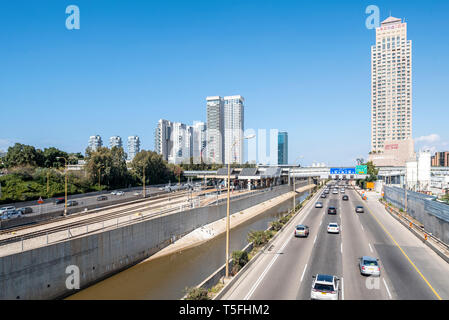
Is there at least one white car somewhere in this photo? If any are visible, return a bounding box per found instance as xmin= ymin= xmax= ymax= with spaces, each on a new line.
xmin=0 ymin=206 xmax=15 ymax=215
xmin=332 ymin=189 xmax=338 ymax=194
xmin=359 ymin=256 xmax=381 ymax=277
xmin=311 ymin=274 xmax=340 ymax=300
xmin=327 ymin=223 xmax=340 ymax=234
xmin=110 ymin=191 xmax=118 ymax=195
xmin=116 ymin=191 xmax=125 ymax=196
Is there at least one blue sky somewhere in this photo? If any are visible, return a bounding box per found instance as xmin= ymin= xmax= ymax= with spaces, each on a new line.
xmin=0 ymin=0 xmax=448 ymax=166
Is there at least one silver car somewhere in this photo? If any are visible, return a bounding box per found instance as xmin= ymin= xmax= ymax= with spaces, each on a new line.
xmin=315 ymin=202 xmax=323 ymax=208
xmin=359 ymin=256 xmax=381 ymax=276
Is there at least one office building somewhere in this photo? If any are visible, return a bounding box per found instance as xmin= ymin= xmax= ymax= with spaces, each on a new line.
xmin=431 ymin=152 xmax=449 ymax=167
xmin=192 ymin=121 xmax=207 ymax=163
xmin=278 ymin=132 xmax=288 ymax=165
xmin=371 ymin=16 xmax=412 ymax=153
xmin=206 ymin=96 xmax=224 ymax=164
xmin=127 ymin=136 xmax=140 ymax=161
xmin=109 ymin=136 xmax=122 ymax=149
xmin=88 ymin=135 xmax=102 ymax=152
xmin=223 ymin=95 xmax=244 ymax=164
xmin=155 ymin=119 xmax=173 ymax=161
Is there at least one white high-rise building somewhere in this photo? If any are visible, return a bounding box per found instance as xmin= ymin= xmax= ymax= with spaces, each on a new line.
xmin=224 ymin=95 xmax=244 ymax=164
xmin=109 ymin=136 xmax=122 ymax=149
xmin=155 ymin=119 xmax=173 ymax=161
xmin=206 ymin=96 xmax=224 ymax=164
xmin=88 ymin=135 xmax=102 ymax=152
xmin=371 ymin=16 xmax=412 ymax=153
xmin=127 ymin=136 xmax=140 ymax=161
xmin=168 ymin=122 xmax=192 ymax=164
xmin=192 ymin=121 xmax=207 ymax=163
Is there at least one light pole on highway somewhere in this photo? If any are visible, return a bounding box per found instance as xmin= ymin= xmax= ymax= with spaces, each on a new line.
xmin=225 ymin=134 xmax=255 ymax=278
xmin=143 ymin=160 xmax=147 ymax=198
xmin=291 ymin=155 xmax=304 ymax=213
xmin=56 ymin=156 xmax=68 ymax=216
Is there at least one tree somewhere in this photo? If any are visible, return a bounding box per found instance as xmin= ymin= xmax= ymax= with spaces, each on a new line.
xmin=42 ymin=147 xmax=68 ymax=168
xmin=4 ymin=143 xmax=44 ymax=167
xmin=131 ymin=150 xmax=180 ymax=185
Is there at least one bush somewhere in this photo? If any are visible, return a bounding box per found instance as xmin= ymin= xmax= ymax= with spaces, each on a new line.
xmin=231 ymin=250 xmax=249 ymax=274
xmin=185 ymin=287 xmax=210 ymax=300
xmin=247 ymin=230 xmax=271 ymax=247
xmin=270 ymin=220 xmax=283 ymax=231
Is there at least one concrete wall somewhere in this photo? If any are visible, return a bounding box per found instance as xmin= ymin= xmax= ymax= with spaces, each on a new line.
xmin=384 ymin=186 xmax=449 ymax=244
xmin=0 ymin=184 xmax=293 ymax=300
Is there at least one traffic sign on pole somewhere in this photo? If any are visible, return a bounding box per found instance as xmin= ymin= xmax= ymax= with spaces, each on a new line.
xmin=38 ymin=197 xmax=44 ymax=204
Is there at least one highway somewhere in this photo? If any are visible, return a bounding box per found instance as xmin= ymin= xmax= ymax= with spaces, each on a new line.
xmin=221 ymin=183 xmax=449 ymax=300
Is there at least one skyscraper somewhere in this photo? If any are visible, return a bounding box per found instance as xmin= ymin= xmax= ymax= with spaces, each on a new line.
xmin=155 ymin=119 xmax=173 ymax=161
xmin=109 ymin=136 xmax=122 ymax=149
xmin=224 ymin=95 xmax=244 ymax=164
xmin=206 ymin=96 xmax=224 ymax=164
xmin=127 ymin=136 xmax=140 ymax=161
xmin=371 ymin=16 xmax=412 ymax=153
xmin=278 ymin=132 xmax=288 ymax=165
xmin=192 ymin=121 xmax=207 ymax=163
xmin=88 ymin=135 xmax=102 ymax=152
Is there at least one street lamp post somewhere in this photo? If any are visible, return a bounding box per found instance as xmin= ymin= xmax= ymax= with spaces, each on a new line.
xmin=143 ymin=161 xmax=146 ymax=198
xmin=225 ymin=134 xmax=255 ymax=278
xmin=56 ymin=157 xmax=68 ymax=216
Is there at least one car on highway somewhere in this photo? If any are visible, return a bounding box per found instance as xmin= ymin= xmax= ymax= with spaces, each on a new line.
xmin=0 ymin=206 xmax=16 ymax=215
xmin=17 ymin=207 xmax=33 ymax=214
xmin=324 ymin=189 xmax=329 ymax=194
xmin=355 ymin=206 xmax=364 ymax=213
xmin=359 ymin=256 xmax=380 ymax=276
xmin=311 ymin=274 xmax=340 ymax=300
xmin=340 ymin=189 xmax=345 ymax=193
xmin=332 ymin=189 xmax=338 ymax=194
xmin=327 ymin=206 xmax=337 ymax=214
xmin=1 ymin=209 xmax=22 ymax=220
xmin=133 ymin=192 xmax=141 ymax=196
xmin=320 ymin=193 xmax=327 ymax=198
xmin=96 ymin=195 xmax=108 ymax=201
xmin=111 ymin=191 xmax=118 ymax=195
xmin=294 ymin=224 xmax=309 ymax=237
xmin=67 ymin=200 xmax=78 ymax=207
xmin=342 ymin=195 xmax=349 ymax=201
xmin=315 ymin=202 xmax=323 ymax=208
xmin=54 ymin=198 xmax=65 ymax=205
xmin=327 ymin=223 xmax=340 ymax=234
xmin=112 ymin=191 xmax=125 ymax=196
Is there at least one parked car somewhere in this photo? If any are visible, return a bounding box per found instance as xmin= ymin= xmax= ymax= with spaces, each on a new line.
xmin=359 ymin=256 xmax=380 ymax=276
xmin=294 ymin=225 xmax=310 ymax=237
xmin=355 ymin=206 xmax=364 ymax=213
xmin=315 ymin=202 xmax=323 ymax=208
xmin=342 ymin=195 xmax=349 ymax=201
xmin=54 ymin=198 xmax=65 ymax=205
xmin=311 ymin=274 xmax=340 ymax=300
xmin=17 ymin=207 xmax=33 ymax=214
xmin=0 ymin=206 xmax=16 ymax=215
xmin=328 ymin=206 xmax=337 ymax=214
xmin=67 ymin=200 xmax=78 ymax=207
xmin=97 ymin=195 xmax=108 ymax=201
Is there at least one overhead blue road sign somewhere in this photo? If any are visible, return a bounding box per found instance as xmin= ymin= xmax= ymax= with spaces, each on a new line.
xmin=330 ymin=168 xmax=356 ymax=174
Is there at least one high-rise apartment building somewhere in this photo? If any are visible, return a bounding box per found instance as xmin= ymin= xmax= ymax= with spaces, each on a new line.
xmin=371 ymin=16 xmax=412 ymax=153
xmin=192 ymin=121 xmax=207 ymax=163
xmin=88 ymin=135 xmax=102 ymax=152
xmin=224 ymin=95 xmax=244 ymax=164
xmin=431 ymin=152 xmax=449 ymax=167
xmin=127 ymin=136 xmax=140 ymax=161
xmin=278 ymin=132 xmax=288 ymax=165
xmin=109 ymin=136 xmax=122 ymax=149
xmin=206 ymin=96 xmax=224 ymax=164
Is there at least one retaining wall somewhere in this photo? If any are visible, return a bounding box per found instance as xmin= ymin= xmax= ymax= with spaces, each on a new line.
xmin=0 ymin=184 xmax=293 ymax=300
xmin=384 ymin=186 xmax=449 ymax=244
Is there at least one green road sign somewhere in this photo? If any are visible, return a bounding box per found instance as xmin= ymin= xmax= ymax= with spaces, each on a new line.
xmin=356 ymin=165 xmax=367 ymax=174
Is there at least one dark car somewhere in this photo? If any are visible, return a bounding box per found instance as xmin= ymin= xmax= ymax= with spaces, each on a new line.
xmin=97 ymin=195 xmax=108 ymax=201
xmin=328 ymin=206 xmax=337 ymax=214
xmin=342 ymin=195 xmax=349 ymax=201
xmin=67 ymin=200 xmax=78 ymax=207
xmin=54 ymin=198 xmax=65 ymax=205
xmin=321 ymin=193 xmax=327 ymax=198
xmin=17 ymin=207 xmax=33 ymax=214
xmin=355 ymin=206 xmax=364 ymax=213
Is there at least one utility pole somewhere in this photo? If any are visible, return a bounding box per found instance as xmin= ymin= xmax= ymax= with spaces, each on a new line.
xmin=143 ymin=161 xmax=146 ymax=198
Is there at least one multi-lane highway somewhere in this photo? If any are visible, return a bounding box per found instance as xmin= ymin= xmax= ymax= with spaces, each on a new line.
xmin=221 ymin=182 xmax=449 ymax=300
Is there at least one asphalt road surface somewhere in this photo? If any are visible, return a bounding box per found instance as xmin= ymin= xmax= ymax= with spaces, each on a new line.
xmin=221 ymin=184 xmax=449 ymax=300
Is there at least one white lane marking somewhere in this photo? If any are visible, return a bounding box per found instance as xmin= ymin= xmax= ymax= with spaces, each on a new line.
xmin=368 ymin=243 xmax=373 ymax=253
xmin=360 ymin=223 xmax=364 ymax=231
xmin=319 ymin=219 xmax=322 ymax=227
xmin=300 ymin=264 xmax=308 ymax=282
xmin=341 ymin=243 xmax=343 ymax=253
xmin=341 ymin=277 xmax=344 ymax=300
xmin=313 ymin=235 xmax=317 ymax=244
xmin=383 ymin=278 xmax=392 ymax=299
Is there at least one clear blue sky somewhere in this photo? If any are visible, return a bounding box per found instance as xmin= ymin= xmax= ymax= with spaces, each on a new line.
xmin=1 ymin=0 xmax=448 ymax=166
